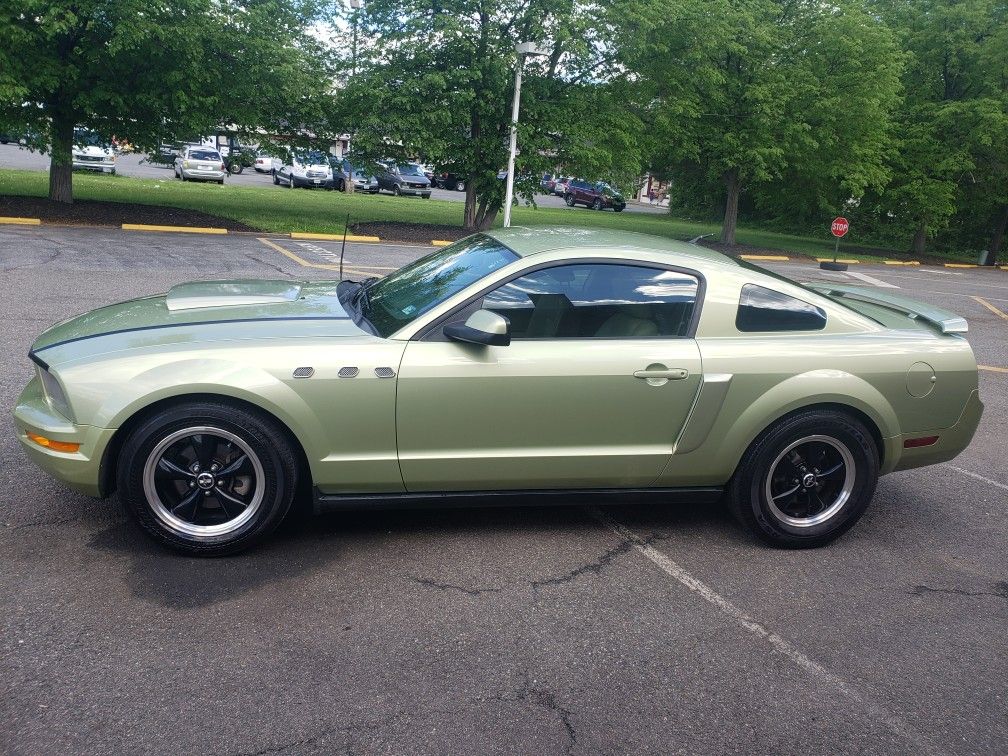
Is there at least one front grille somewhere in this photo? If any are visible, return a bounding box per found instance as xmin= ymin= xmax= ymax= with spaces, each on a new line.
xmin=77 ymin=155 xmax=103 ymax=162
xmin=306 ymin=171 xmax=327 ymax=178
xmin=408 ymin=182 xmax=426 ymax=188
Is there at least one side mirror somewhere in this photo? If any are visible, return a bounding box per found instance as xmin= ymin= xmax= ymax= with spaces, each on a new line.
xmin=444 ymin=309 xmax=511 ymax=347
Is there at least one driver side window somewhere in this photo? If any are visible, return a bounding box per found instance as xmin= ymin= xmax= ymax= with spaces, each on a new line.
xmin=481 ymin=263 xmax=699 ymax=339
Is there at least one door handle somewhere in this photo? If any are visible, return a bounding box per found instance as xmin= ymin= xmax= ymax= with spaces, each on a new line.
xmin=634 ymin=368 xmax=689 ymax=380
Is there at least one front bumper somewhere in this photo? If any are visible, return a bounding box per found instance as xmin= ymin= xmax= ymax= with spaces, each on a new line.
xmin=13 ymin=376 xmax=114 ymax=497
xmin=889 ymin=389 xmax=984 ymax=472
xmin=72 ymin=158 xmax=115 ymax=173
xmin=397 ymin=185 xmax=431 ymax=196
xmin=181 ymin=167 xmax=226 ymax=181
xmin=293 ymin=174 xmax=333 ymax=188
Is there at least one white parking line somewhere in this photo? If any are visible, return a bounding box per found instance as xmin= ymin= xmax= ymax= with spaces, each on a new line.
xmin=846 ymin=270 xmax=900 ymax=289
xmin=918 ymin=269 xmax=962 ymax=276
xmin=947 ymin=465 xmax=1008 ymax=492
xmin=592 ymin=508 xmax=935 ymax=752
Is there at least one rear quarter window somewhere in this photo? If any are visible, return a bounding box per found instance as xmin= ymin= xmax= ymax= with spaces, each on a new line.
xmin=736 ymin=284 xmax=827 ymax=332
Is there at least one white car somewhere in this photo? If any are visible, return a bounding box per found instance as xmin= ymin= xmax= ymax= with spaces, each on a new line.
xmin=272 ymin=149 xmax=334 ymax=189
xmin=174 ymin=146 xmax=227 ymax=184
xmin=253 ymin=155 xmax=274 ymax=173
xmin=71 ymin=130 xmax=116 ymax=174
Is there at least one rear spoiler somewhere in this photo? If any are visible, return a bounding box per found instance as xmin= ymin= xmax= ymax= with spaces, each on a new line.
xmin=807 ymin=283 xmax=968 ymax=334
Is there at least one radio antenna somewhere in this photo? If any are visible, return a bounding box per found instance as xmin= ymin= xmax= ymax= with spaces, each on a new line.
xmin=339 ymin=213 xmax=349 ymax=280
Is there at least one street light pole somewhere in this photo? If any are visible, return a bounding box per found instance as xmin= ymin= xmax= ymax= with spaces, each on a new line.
xmin=350 ymin=0 xmax=362 ymax=77
xmin=503 ymin=41 xmax=547 ymax=228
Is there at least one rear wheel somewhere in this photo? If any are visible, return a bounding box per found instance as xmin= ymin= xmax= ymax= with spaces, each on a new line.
xmin=728 ymin=410 xmax=878 ymax=548
xmin=117 ymin=401 xmax=298 ymax=556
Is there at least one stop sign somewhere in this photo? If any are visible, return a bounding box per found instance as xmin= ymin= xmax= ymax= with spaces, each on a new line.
xmin=831 ymin=217 xmax=849 ymax=237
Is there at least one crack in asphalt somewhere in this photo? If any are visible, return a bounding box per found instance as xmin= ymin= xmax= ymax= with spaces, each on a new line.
xmin=412 ymin=576 xmax=503 ymax=595
xmin=530 ymin=532 xmax=664 ymax=591
xmin=909 ymin=581 xmax=1008 ymax=601
xmin=243 ymin=252 xmax=297 ymax=278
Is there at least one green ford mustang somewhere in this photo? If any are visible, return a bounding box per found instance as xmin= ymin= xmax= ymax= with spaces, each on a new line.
xmin=14 ymin=228 xmax=982 ymax=555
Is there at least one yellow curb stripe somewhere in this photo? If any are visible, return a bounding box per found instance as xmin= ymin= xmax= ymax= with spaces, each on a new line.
xmin=944 ymin=263 xmax=976 ymax=268
xmin=973 ymin=296 xmax=1008 ymax=322
xmin=290 ymin=232 xmax=380 ymax=242
xmin=123 ymin=223 xmax=227 ymax=234
xmin=816 ymin=258 xmax=861 ymax=264
xmin=256 ymin=237 xmax=384 ymax=277
xmin=740 ymin=254 xmax=789 ymax=261
xmin=979 ymin=365 xmax=1008 ymax=373
xmin=883 ymin=260 xmax=920 ymax=265
xmin=431 ymin=240 xmax=454 ymax=247
xmin=0 ymin=216 xmax=41 ymax=225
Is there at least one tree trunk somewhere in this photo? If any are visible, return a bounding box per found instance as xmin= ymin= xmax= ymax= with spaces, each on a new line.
xmin=48 ymin=114 xmax=74 ymax=204
xmin=475 ymin=198 xmax=498 ymax=230
xmin=912 ymin=223 xmax=927 ymax=257
xmin=463 ymin=182 xmax=478 ymax=228
xmin=986 ymin=204 xmax=1007 ymax=266
xmin=721 ymin=168 xmax=740 ymax=245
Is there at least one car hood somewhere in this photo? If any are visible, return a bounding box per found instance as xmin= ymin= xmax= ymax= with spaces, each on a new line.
xmin=31 ymin=279 xmax=368 ymax=364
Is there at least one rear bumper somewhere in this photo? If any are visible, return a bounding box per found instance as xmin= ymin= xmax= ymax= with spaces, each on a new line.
xmin=13 ymin=376 xmax=113 ymax=497
xmin=889 ymin=389 xmax=984 ymax=472
xmin=181 ymin=168 xmax=226 ymax=181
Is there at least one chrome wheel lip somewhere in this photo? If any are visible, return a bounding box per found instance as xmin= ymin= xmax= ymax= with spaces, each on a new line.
xmin=764 ymin=434 xmax=855 ymax=528
xmin=142 ymin=426 xmax=265 ymax=540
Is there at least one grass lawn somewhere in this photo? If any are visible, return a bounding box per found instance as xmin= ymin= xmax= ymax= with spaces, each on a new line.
xmin=0 ymin=168 xmax=907 ymax=260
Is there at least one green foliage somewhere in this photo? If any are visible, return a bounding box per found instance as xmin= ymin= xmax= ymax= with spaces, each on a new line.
xmin=0 ymin=0 xmax=332 ymax=200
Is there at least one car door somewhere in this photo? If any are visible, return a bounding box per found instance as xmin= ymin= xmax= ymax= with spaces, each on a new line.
xmin=396 ymin=261 xmax=704 ymax=492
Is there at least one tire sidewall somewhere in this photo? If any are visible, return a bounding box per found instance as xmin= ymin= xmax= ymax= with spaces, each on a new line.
xmin=118 ymin=403 xmax=296 ymax=555
xmin=733 ymin=412 xmax=878 ymax=546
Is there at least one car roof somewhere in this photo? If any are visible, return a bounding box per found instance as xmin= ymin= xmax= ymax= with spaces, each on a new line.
xmin=484 ymin=226 xmax=738 ymax=269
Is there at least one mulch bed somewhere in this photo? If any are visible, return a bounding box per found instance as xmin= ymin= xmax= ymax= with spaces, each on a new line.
xmin=351 ymin=221 xmax=471 ymax=244
xmin=0 ymin=195 xmax=257 ymax=232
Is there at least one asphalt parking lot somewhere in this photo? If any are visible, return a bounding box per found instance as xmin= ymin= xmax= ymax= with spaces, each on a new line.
xmin=0 ymin=144 xmax=668 ymax=215
xmin=1 ymin=224 xmax=1006 ymax=754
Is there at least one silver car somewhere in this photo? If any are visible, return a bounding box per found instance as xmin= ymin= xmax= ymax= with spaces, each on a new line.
xmin=174 ymin=146 xmax=226 ymax=184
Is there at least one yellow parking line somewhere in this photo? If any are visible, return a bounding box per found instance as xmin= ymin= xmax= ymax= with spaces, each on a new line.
xmin=945 ymin=263 xmax=976 ymax=268
xmin=256 ymin=237 xmax=384 ymax=278
xmin=883 ymin=260 xmax=920 ymax=265
xmin=979 ymin=365 xmax=1008 ymax=373
xmin=290 ymin=232 xmax=381 ymax=242
xmin=740 ymin=254 xmax=789 ymax=261
xmin=973 ymin=296 xmax=1008 ymax=321
xmin=0 ymin=216 xmax=41 ymax=225
xmin=816 ymin=258 xmax=861 ymax=264
xmin=123 ymin=223 xmax=227 ymax=234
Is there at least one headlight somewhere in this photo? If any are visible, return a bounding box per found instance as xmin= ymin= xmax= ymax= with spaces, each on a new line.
xmin=36 ymin=365 xmax=74 ymax=421
xmin=183 ymin=160 xmax=190 ymax=168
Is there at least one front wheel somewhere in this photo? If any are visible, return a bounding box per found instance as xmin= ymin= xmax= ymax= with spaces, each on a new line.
xmin=592 ymin=198 xmax=603 ymax=211
xmin=117 ymin=401 xmax=299 ymax=556
xmin=288 ymin=175 xmax=295 ymax=189
xmin=728 ymin=410 xmax=878 ymax=548
xmin=455 ymin=181 xmax=465 ymax=192
xmin=393 ymin=185 xmax=401 ymax=196
xmin=564 ymin=193 xmax=575 ymax=207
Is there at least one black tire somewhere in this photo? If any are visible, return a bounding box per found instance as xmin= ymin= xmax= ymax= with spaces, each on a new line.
xmin=218 ymin=179 xmax=224 ymax=185
xmin=288 ymin=175 xmax=295 ymax=189
xmin=614 ymin=205 xmax=624 ymax=213
xmin=272 ymin=170 xmax=279 ymax=185
xmin=117 ymin=401 xmax=299 ymax=556
xmin=422 ymin=193 xmax=431 ymax=199
xmin=592 ymin=198 xmax=603 ymax=210
xmin=728 ymin=409 xmax=878 ymax=548
xmin=564 ymin=193 xmax=575 ymax=207
xmin=455 ymin=180 xmax=465 ymax=192
xmin=393 ymin=184 xmax=401 ymax=196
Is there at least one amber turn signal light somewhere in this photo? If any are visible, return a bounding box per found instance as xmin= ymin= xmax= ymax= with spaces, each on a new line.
xmin=903 ymin=435 xmax=939 ymax=449
xmin=26 ymin=432 xmax=80 ymax=453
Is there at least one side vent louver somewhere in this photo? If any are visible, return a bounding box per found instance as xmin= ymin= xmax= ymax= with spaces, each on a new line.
xmin=338 ymin=366 xmax=359 ymax=378
xmin=293 ymin=367 xmax=314 ymax=379
xmin=374 ymin=367 xmax=396 ymax=378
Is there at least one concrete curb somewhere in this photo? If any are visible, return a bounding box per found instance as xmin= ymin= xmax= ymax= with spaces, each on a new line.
xmin=122 ymin=223 xmax=227 ymax=234
xmin=290 ymin=231 xmax=380 ymax=242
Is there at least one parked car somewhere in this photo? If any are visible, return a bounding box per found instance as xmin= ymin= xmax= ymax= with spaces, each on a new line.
xmin=71 ymin=129 xmax=116 ymax=174
xmin=14 ymin=228 xmax=982 ymax=555
xmin=564 ymin=179 xmax=626 ymax=211
xmin=376 ymin=162 xmax=432 ymax=197
xmin=253 ymin=154 xmax=274 ymax=173
xmin=273 ymin=149 xmax=334 ymax=189
xmin=550 ymin=176 xmax=571 ymax=196
xmin=174 ymin=145 xmax=226 ymax=184
xmin=351 ymin=168 xmax=379 ymax=193
xmin=432 ymin=168 xmax=466 ymax=192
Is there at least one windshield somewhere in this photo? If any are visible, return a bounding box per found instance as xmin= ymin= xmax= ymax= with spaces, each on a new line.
xmin=399 ymin=163 xmax=425 ymax=176
xmin=189 ymin=149 xmax=220 ymax=160
xmin=73 ymin=129 xmax=106 ymax=147
xmin=363 ymin=235 xmax=519 ymax=336
xmin=294 ymin=150 xmax=327 ymax=165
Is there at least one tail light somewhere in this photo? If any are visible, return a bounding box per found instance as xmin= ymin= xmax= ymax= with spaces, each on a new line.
xmin=220 ymin=162 xmax=226 ymax=170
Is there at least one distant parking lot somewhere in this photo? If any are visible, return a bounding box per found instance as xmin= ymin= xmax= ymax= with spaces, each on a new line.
xmin=1 ymin=223 xmax=1005 ymax=754
xmin=0 ymin=143 xmax=668 ymax=215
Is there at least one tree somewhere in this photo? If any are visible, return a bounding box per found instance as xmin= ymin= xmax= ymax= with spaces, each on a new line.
xmin=331 ymin=0 xmax=644 ymax=230
xmin=0 ymin=0 xmax=330 ymax=203
xmin=869 ymin=0 xmax=1008 ymax=257
xmin=615 ymin=0 xmax=902 ymax=245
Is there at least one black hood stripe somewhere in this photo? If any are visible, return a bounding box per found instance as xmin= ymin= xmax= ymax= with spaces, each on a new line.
xmin=32 ymin=315 xmax=352 ymax=354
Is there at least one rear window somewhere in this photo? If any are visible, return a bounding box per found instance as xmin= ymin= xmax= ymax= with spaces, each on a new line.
xmin=189 ymin=150 xmax=220 ymax=161
xmin=736 ymin=284 xmax=827 ymax=332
